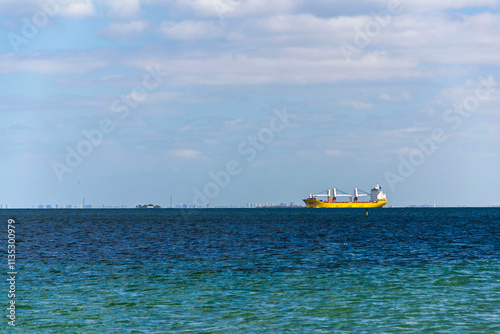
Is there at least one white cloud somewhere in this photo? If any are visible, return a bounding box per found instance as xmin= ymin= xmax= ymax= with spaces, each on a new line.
xmin=393 ymin=127 xmax=433 ymax=136
xmin=0 ymin=0 xmax=96 ymax=17
xmin=105 ymin=0 xmax=141 ymax=17
xmin=394 ymin=147 xmax=423 ymax=156
xmin=184 ymin=0 xmax=239 ymax=17
xmin=433 ymin=76 xmax=499 ymax=104
xmin=178 ymin=125 xmax=202 ymax=133
xmin=0 ymin=53 xmax=108 ymax=74
xmin=144 ymin=91 xmax=180 ymax=104
xmin=130 ymin=52 xmax=421 ymax=85
xmin=325 ymin=150 xmax=343 ymax=156
xmin=4 ymin=2 xmax=500 ymax=88
xmin=0 ymin=0 xmax=39 ymax=15
xmin=429 ymin=76 xmax=500 ymax=115
xmin=420 ymin=106 xmax=436 ymax=115
xmin=155 ymin=0 xmax=497 ymax=20
xmin=380 ymin=93 xmax=391 ymax=101
xmin=380 ymin=92 xmax=410 ymax=101
xmin=121 ymin=10 xmax=499 ymax=85
xmin=160 ymin=20 xmax=221 ymax=40
xmin=403 ymin=0 xmax=498 ymax=11
xmin=376 ymin=13 xmax=500 ymax=65
xmin=168 ymin=149 xmax=202 ymax=159
xmin=221 ymin=118 xmax=253 ymax=132
xmin=59 ymin=0 xmax=96 ymax=18
xmin=236 ymin=14 xmax=367 ymax=48
xmin=404 ymin=127 xmax=432 ymax=133
xmin=174 ymin=0 xmax=297 ymax=18
xmin=101 ymin=21 xmax=147 ymax=39
xmin=340 ymin=100 xmax=373 ymax=110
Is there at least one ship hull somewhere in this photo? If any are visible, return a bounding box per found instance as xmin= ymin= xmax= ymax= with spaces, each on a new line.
xmin=303 ymin=198 xmax=387 ymax=208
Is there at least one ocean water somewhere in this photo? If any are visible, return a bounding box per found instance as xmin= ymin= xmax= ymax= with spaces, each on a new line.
xmin=1 ymin=208 xmax=499 ymax=333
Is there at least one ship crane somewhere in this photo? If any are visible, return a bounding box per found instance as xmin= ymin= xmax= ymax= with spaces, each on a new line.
xmin=331 ymin=188 xmax=352 ymax=203
xmin=311 ymin=189 xmax=333 ymax=202
xmin=353 ymin=188 xmax=369 ymax=203
xmin=311 ymin=189 xmax=351 ymax=203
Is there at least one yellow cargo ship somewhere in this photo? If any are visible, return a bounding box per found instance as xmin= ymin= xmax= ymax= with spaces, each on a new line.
xmin=303 ymin=184 xmax=387 ymax=208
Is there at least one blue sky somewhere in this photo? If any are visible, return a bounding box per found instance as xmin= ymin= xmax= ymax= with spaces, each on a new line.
xmin=1 ymin=0 xmax=500 ymax=208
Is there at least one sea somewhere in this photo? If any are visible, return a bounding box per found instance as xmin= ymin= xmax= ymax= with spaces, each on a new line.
xmin=1 ymin=208 xmax=499 ymax=333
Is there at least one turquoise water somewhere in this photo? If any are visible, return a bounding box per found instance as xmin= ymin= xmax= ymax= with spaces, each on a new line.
xmin=2 ymin=208 xmax=499 ymax=333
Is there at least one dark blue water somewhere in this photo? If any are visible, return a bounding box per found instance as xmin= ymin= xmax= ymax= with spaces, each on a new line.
xmin=2 ymin=208 xmax=499 ymax=332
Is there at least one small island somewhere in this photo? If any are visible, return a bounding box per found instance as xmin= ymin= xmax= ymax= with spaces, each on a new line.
xmin=136 ymin=204 xmax=162 ymax=208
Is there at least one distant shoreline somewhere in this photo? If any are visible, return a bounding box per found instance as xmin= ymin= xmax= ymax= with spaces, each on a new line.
xmin=1 ymin=206 xmax=499 ymax=210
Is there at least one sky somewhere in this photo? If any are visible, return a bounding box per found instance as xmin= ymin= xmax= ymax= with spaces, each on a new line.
xmin=1 ymin=0 xmax=500 ymax=208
